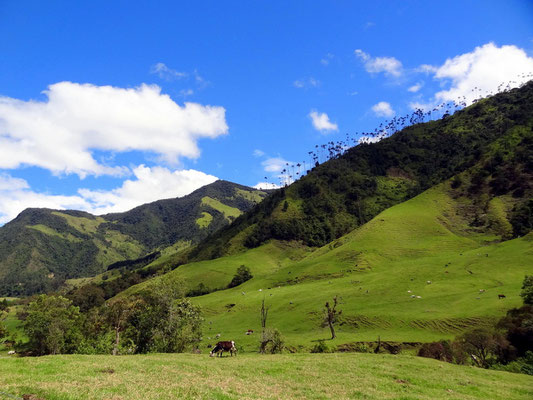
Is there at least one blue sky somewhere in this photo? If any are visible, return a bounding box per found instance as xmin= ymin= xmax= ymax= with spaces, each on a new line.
xmin=0 ymin=0 xmax=532 ymax=223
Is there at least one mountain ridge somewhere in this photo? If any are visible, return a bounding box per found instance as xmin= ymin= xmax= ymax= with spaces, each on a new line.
xmin=0 ymin=180 xmax=268 ymax=296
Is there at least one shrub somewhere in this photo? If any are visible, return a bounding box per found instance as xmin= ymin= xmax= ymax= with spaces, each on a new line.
xmin=520 ymin=276 xmax=533 ymax=305
xmin=418 ymin=341 xmax=453 ymax=362
xmin=228 ymin=265 xmax=253 ymax=288
xmin=311 ymin=340 xmax=330 ymax=353
xmin=353 ymin=343 xmax=369 ymax=353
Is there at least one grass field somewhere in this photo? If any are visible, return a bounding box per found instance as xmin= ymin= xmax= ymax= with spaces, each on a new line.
xmin=122 ymin=182 xmax=533 ymax=349
xmin=0 ymin=353 xmax=531 ymax=399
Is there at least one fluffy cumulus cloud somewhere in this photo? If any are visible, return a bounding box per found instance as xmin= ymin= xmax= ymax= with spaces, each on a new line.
xmin=429 ymin=43 xmax=533 ymax=105
xmin=371 ymin=101 xmax=395 ymax=117
xmin=409 ymin=43 xmax=533 ymax=110
xmin=0 ymin=82 xmax=228 ymax=177
xmin=355 ymin=49 xmax=403 ymax=77
xmin=0 ymin=173 xmax=88 ymax=225
xmin=78 ymin=165 xmax=218 ymax=214
xmin=0 ymin=167 xmax=218 ymax=224
xmin=309 ymin=110 xmax=338 ymax=133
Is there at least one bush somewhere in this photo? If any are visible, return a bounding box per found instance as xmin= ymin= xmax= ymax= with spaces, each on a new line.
xmin=228 ymin=265 xmax=253 ymax=288
xmin=259 ymin=328 xmax=284 ymax=354
xmin=311 ymin=340 xmax=330 ymax=353
xmin=353 ymin=343 xmax=369 ymax=353
xmin=187 ymin=282 xmax=213 ymax=297
xmin=521 ymin=276 xmax=533 ymax=305
xmin=418 ymin=341 xmax=453 ymax=362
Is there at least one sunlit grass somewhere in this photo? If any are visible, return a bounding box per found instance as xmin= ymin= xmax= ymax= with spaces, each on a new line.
xmin=0 ymin=353 xmax=531 ymax=400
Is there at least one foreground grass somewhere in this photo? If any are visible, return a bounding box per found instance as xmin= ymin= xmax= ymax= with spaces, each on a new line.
xmin=0 ymin=353 xmax=531 ymax=400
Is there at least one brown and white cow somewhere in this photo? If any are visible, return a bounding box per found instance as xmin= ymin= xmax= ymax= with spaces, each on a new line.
xmin=210 ymin=340 xmax=237 ymax=357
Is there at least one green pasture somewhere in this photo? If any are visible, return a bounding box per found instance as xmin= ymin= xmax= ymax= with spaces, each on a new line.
xmin=125 ymin=183 xmax=533 ymax=349
xmin=0 ymin=353 xmax=531 ymax=400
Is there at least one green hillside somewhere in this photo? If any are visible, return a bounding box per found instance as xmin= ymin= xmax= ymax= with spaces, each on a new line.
xmin=123 ymin=177 xmax=532 ymax=348
xmin=189 ymin=82 xmax=533 ymax=261
xmin=112 ymin=83 xmax=533 ymax=349
xmin=0 ymin=181 xmax=268 ymax=296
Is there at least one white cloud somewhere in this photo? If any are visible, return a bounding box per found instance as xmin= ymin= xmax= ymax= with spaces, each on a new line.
xmin=293 ymin=77 xmax=320 ymax=89
xmin=0 ymin=167 xmax=218 ymax=224
xmin=0 ymin=82 xmax=228 ymax=177
xmin=371 ymin=101 xmax=395 ymax=117
xmin=355 ymin=49 xmax=403 ymax=77
xmin=253 ymin=149 xmax=265 ymax=158
xmin=179 ymin=88 xmax=194 ymax=97
xmin=78 ymin=165 xmax=218 ymax=214
xmin=261 ymin=157 xmax=292 ymax=173
xmin=150 ymin=62 xmax=188 ymax=80
xmin=408 ymin=101 xmax=432 ymax=112
xmin=416 ymin=64 xmax=438 ymax=74
xmin=309 ymin=110 xmax=338 ymax=133
xmin=320 ymin=53 xmax=334 ymax=66
xmin=253 ymin=182 xmax=280 ymax=190
xmin=0 ymin=174 xmax=88 ymax=225
xmin=293 ymin=80 xmax=305 ymax=88
xmin=431 ymin=42 xmax=533 ymax=105
xmin=408 ymin=83 xmax=423 ymax=93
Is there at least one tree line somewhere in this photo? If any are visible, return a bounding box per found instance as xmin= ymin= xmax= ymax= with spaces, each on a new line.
xmin=7 ymin=275 xmax=202 ymax=356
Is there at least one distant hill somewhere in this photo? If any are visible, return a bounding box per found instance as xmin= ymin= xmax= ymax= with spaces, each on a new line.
xmin=0 ymin=180 xmax=268 ymax=296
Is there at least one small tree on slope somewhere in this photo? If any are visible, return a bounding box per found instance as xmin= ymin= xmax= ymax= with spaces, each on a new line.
xmin=323 ymin=296 xmax=342 ymax=340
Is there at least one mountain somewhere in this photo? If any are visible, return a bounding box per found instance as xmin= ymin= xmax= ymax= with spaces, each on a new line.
xmin=0 ymin=180 xmax=268 ymax=296
xmin=188 ymin=81 xmax=533 ymax=261
xmin=114 ymin=82 xmax=533 ymax=347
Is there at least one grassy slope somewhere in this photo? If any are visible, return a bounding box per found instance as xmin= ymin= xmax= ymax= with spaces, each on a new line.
xmin=0 ymin=353 xmax=531 ymax=400
xmin=124 ymin=180 xmax=533 ymax=348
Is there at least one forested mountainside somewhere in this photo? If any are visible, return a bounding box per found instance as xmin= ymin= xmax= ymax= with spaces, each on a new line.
xmin=189 ymin=82 xmax=533 ymax=261
xmin=0 ymin=180 xmax=268 ymax=296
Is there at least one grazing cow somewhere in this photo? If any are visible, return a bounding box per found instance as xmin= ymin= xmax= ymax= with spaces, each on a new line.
xmin=7 ymin=350 xmax=16 ymax=355
xmin=498 ymin=294 xmax=506 ymax=299
xmin=210 ymin=341 xmax=237 ymax=357
xmin=245 ymin=329 xmax=254 ymax=335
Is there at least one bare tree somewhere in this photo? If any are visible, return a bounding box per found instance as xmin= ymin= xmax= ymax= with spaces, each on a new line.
xmin=259 ymin=299 xmax=270 ymax=353
xmin=323 ymin=296 xmax=342 ymax=340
